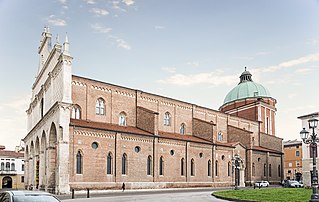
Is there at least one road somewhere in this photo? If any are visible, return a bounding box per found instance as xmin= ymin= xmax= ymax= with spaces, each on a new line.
xmin=59 ymin=188 xmax=228 ymax=202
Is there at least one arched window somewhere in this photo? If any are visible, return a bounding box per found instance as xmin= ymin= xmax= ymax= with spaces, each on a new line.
xmin=119 ymin=112 xmax=127 ymax=126
xmin=191 ymin=159 xmax=195 ymax=176
xmin=263 ymin=164 xmax=266 ymax=176
xmin=228 ymin=161 xmax=231 ymax=177
xmin=269 ymin=164 xmax=272 ymax=177
xmin=122 ymin=153 xmax=127 ymax=175
xmin=218 ymin=132 xmax=223 ymax=141
xmin=180 ymin=123 xmax=186 ymax=135
xmin=278 ymin=165 xmax=281 ymax=177
xmin=147 ymin=156 xmax=152 ymax=176
xmin=0 ymin=162 xmax=4 ymax=170
xmin=164 ymin=112 xmax=171 ymax=126
xmin=107 ymin=152 xmax=113 ymax=175
xmin=95 ymin=98 xmax=105 ymax=115
xmin=40 ymin=98 xmax=44 ymax=118
xmin=208 ymin=160 xmax=211 ymax=176
xmin=76 ymin=151 xmax=83 ymax=174
xmin=71 ymin=105 xmax=81 ymax=119
xmin=215 ymin=160 xmax=218 ymax=176
xmin=159 ymin=156 xmax=164 ymax=176
xmin=181 ymin=158 xmax=185 ymax=176
xmin=11 ymin=163 xmax=15 ymax=171
xmin=5 ymin=162 xmax=10 ymax=171
xmin=252 ymin=163 xmax=255 ymax=176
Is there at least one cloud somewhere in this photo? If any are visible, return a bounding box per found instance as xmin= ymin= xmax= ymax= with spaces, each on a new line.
xmin=112 ymin=1 xmax=126 ymax=12
xmin=295 ymin=68 xmax=313 ymax=74
xmin=116 ymin=38 xmax=131 ymax=50
xmin=260 ymin=53 xmax=319 ymax=73
xmin=91 ymin=23 xmax=112 ymax=33
xmin=90 ymin=8 xmax=109 ymax=16
xmin=157 ymin=70 xmax=237 ymax=86
xmin=0 ymin=94 xmax=30 ymax=150
xmin=122 ymin=0 xmax=135 ymax=6
xmin=186 ymin=61 xmax=199 ymax=67
xmin=161 ymin=66 xmax=176 ymax=73
xmin=58 ymin=0 xmax=67 ymax=4
xmin=84 ymin=0 xmax=95 ymax=4
xmin=256 ymin=51 xmax=270 ymax=56
xmin=47 ymin=15 xmax=67 ymax=26
xmin=155 ymin=25 xmax=165 ymax=30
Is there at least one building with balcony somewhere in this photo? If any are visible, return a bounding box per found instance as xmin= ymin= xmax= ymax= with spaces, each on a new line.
xmin=0 ymin=145 xmax=25 ymax=189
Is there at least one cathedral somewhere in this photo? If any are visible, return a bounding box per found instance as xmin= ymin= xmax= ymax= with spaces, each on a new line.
xmin=23 ymin=29 xmax=283 ymax=194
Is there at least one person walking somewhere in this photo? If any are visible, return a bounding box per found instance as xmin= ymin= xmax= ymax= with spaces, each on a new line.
xmin=122 ymin=183 xmax=125 ymax=192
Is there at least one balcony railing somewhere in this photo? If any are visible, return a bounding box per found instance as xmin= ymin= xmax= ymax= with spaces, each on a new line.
xmin=0 ymin=170 xmax=17 ymax=175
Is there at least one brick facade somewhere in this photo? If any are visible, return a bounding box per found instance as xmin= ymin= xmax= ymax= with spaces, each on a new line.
xmin=23 ymin=29 xmax=283 ymax=194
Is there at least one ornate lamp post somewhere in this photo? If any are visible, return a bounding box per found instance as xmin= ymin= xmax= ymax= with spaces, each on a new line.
xmin=300 ymin=117 xmax=319 ymax=202
xmin=232 ymin=154 xmax=240 ymax=190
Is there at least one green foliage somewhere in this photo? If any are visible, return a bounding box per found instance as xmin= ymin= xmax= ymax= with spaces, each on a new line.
xmin=213 ymin=188 xmax=311 ymax=202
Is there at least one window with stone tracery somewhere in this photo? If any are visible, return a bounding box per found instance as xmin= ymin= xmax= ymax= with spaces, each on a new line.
xmin=119 ymin=112 xmax=127 ymax=126
xmin=95 ymin=98 xmax=105 ymax=115
xmin=71 ymin=105 xmax=81 ymax=119
xmin=164 ymin=112 xmax=171 ymax=126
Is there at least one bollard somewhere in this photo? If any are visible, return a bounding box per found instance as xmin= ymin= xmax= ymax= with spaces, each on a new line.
xmin=87 ymin=188 xmax=90 ymax=198
xmin=71 ymin=189 xmax=74 ymax=199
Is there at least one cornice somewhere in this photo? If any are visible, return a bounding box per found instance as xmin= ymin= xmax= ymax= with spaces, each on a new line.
xmin=24 ymin=101 xmax=72 ymax=143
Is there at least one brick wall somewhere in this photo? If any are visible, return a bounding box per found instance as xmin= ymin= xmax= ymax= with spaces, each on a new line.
xmin=260 ymin=133 xmax=283 ymax=152
xmin=192 ymin=118 xmax=214 ymax=142
xmin=136 ymin=106 xmax=156 ymax=134
xmin=227 ymin=125 xmax=252 ymax=148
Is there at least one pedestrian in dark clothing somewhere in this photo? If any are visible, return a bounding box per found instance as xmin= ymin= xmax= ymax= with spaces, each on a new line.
xmin=122 ymin=183 xmax=125 ymax=192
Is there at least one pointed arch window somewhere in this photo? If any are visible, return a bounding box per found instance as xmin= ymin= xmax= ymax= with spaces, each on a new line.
xmin=252 ymin=163 xmax=255 ymax=176
xmin=263 ymin=164 xmax=266 ymax=176
xmin=215 ymin=160 xmax=218 ymax=176
xmin=107 ymin=152 xmax=113 ymax=175
xmin=5 ymin=162 xmax=10 ymax=171
xmin=40 ymin=98 xmax=44 ymax=118
xmin=278 ymin=165 xmax=281 ymax=177
xmin=164 ymin=112 xmax=171 ymax=126
xmin=180 ymin=123 xmax=186 ymax=135
xmin=122 ymin=153 xmax=127 ymax=175
xmin=147 ymin=156 xmax=152 ymax=176
xmin=208 ymin=160 xmax=211 ymax=176
xmin=76 ymin=151 xmax=83 ymax=174
xmin=159 ymin=156 xmax=164 ymax=176
xmin=95 ymin=98 xmax=105 ymax=115
xmin=11 ymin=163 xmax=15 ymax=171
xmin=181 ymin=158 xmax=185 ymax=176
xmin=228 ymin=161 xmax=231 ymax=177
xmin=0 ymin=162 xmax=4 ymax=170
xmin=71 ymin=105 xmax=81 ymax=119
xmin=190 ymin=159 xmax=195 ymax=176
xmin=119 ymin=112 xmax=127 ymax=126
xmin=218 ymin=132 xmax=223 ymax=141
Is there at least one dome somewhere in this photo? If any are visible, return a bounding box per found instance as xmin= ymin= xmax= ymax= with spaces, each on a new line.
xmin=223 ymin=68 xmax=272 ymax=105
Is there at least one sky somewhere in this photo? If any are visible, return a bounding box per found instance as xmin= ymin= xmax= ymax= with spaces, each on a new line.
xmin=0 ymin=0 xmax=319 ymax=150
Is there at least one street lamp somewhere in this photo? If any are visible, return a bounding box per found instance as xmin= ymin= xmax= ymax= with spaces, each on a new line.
xmin=300 ymin=117 xmax=319 ymax=202
xmin=232 ymin=154 xmax=240 ymax=190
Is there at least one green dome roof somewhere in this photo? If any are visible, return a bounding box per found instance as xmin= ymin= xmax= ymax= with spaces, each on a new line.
xmin=223 ymin=68 xmax=272 ymax=104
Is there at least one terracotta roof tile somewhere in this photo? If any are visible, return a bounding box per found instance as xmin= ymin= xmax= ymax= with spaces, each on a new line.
xmin=158 ymin=131 xmax=212 ymax=144
xmin=252 ymin=146 xmax=282 ymax=154
xmin=70 ymin=119 xmax=153 ymax=136
xmin=0 ymin=150 xmax=24 ymax=158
